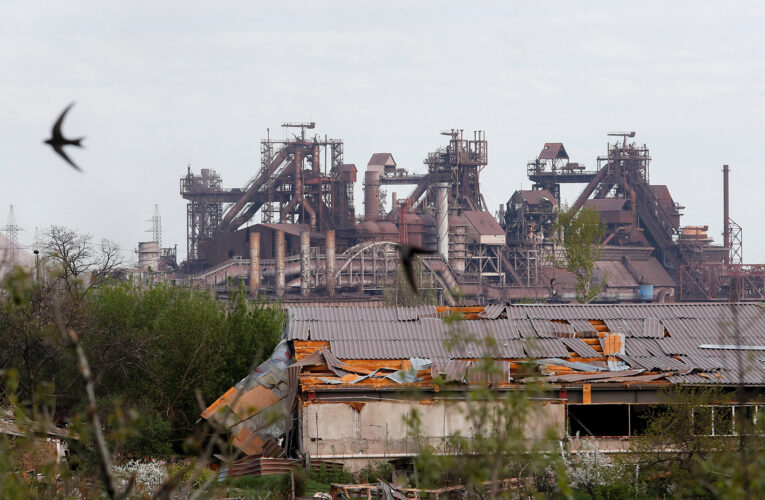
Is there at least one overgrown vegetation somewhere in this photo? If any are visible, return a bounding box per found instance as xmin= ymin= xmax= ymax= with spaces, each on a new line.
xmin=554 ymin=205 xmax=606 ymax=303
xmin=383 ymin=255 xmax=438 ymax=306
xmin=0 ymin=226 xmax=285 ymax=498
xmin=406 ymin=311 xmax=571 ymax=498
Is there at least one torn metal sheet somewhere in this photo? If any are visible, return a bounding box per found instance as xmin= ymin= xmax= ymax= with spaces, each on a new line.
xmin=607 ymin=356 xmax=631 ymax=371
xmin=478 ymin=304 xmax=505 ymax=319
xmin=546 ymin=369 xmax=645 ymax=383
xmin=202 ymin=341 xmax=292 ymax=456
xmin=528 ymin=358 xmax=606 ymax=372
xmin=561 ymin=338 xmax=600 ymax=358
xmin=699 ymin=344 xmax=765 ymax=351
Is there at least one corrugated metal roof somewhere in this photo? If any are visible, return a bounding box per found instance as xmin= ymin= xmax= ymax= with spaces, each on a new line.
xmin=627 ymin=257 xmax=676 ymax=287
xmin=642 ymin=318 xmax=665 ymax=338
xmin=624 ymin=338 xmax=652 ymax=357
xmin=594 ymin=261 xmax=639 ymax=288
xmin=523 ymin=339 xmax=570 ymax=358
xmin=538 ymin=142 xmax=568 ymax=160
xmin=619 ymin=355 xmax=690 ymax=372
xmin=569 ymin=319 xmax=598 ymax=334
xmin=478 ymin=304 xmax=505 ymax=319
xmin=561 ymin=338 xmax=601 ymax=358
xmin=463 ymin=211 xmax=505 ymax=236
xmin=287 ymin=304 xmax=765 ymax=381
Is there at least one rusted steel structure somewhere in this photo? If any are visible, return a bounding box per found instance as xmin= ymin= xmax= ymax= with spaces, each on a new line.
xmin=180 ymin=126 xmax=764 ymax=302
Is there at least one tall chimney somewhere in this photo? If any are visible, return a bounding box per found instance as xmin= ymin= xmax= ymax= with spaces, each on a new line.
xmin=248 ymin=232 xmax=260 ymax=295
xmin=275 ymin=230 xmax=285 ymax=297
xmin=326 ymin=229 xmax=336 ymax=296
xmin=300 ymin=230 xmax=310 ymax=296
xmin=364 ymin=170 xmax=381 ymax=221
xmin=723 ymin=164 xmax=730 ymax=264
xmin=436 ymin=182 xmax=449 ymax=261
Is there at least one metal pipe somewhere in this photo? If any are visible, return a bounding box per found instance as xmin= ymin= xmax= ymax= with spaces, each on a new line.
xmin=364 ymin=170 xmax=381 ymax=221
xmin=326 ymin=229 xmax=336 ymax=296
xmin=300 ymin=230 xmax=310 ymax=296
xmin=249 ymin=232 xmax=260 ymax=294
xmin=436 ymin=182 xmax=449 ymax=261
xmin=275 ymin=230 xmax=285 ymax=297
xmin=723 ymin=164 xmax=730 ymax=264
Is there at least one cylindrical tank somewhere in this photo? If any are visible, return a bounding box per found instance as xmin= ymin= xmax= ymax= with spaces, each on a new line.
xmin=364 ymin=170 xmax=381 ymax=221
xmin=249 ymin=232 xmax=260 ymax=294
xmin=275 ymin=230 xmax=285 ymax=297
xmin=326 ymin=229 xmax=336 ymax=296
xmin=137 ymin=241 xmax=160 ymax=273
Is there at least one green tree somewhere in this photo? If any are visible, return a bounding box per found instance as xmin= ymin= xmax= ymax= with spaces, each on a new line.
xmin=554 ymin=205 xmax=606 ymax=303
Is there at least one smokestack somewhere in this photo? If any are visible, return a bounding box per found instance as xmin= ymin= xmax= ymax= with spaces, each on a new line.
xmin=364 ymin=170 xmax=381 ymax=221
xmin=326 ymin=229 xmax=336 ymax=296
xmin=313 ymin=144 xmax=321 ymax=173
xmin=300 ymin=230 xmax=310 ymax=296
xmin=275 ymin=230 xmax=285 ymax=297
xmin=249 ymin=232 xmax=260 ymax=295
xmin=436 ymin=182 xmax=449 ymax=261
xmin=723 ymin=164 xmax=730 ymax=264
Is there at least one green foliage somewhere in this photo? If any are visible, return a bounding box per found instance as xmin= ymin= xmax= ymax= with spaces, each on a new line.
xmin=627 ymin=385 xmax=765 ymax=498
xmin=0 ymin=274 xmax=285 ymax=457
xmin=166 ymin=461 xmax=216 ymax=488
xmin=358 ymin=461 xmax=392 ymax=484
xmin=279 ymin=465 xmax=306 ymax=496
xmin=383 ymin=256 xmax=438 ymax=306
xmin=408 ymin=312 xmax=571 ymax=498
xmin=309 ymin=463 xmax=353 ymax=484
xmin=554 ymin=205 xmax=606 ymax=303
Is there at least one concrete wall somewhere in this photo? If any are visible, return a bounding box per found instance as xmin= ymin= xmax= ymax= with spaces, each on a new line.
xmin=301 ymin=399 xmax=565 ymax=471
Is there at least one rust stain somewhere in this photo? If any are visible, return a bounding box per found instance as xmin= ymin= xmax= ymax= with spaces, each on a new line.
xmin=345 ymin=401 xmax=366 ymax=412
xmin=583 ymin=384 xmax=592 ymax=404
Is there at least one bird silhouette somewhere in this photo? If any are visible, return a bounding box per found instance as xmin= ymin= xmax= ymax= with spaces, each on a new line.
xmin=399 ymin=244 xmax=436 ymax=293
xmin=44 ymin=102 xmax=84 ymax=172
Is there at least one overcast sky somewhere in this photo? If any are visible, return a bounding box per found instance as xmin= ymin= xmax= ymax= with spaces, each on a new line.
xmin=3 ymin=1 xmax=765 ymax=264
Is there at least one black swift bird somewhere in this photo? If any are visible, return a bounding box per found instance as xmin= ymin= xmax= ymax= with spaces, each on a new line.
xmin=399 ymin=244 xmax=436 ymax=293
xmin=44 ymin=102 xmax=84 ymax=172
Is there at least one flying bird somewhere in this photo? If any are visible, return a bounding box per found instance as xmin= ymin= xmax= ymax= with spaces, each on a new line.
xmin=399 ymin=244 xmax=436 ymax=293
xmin=44 ymin=102 xmax=84 ymax=172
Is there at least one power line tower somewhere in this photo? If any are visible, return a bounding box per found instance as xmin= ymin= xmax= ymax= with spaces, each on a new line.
xmin=146 ymin=204 xmax=162 ymax=247
xmin=1 ymin=205 xmax=22 ymax=267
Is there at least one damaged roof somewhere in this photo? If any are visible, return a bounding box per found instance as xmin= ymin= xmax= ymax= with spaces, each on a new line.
xmin=286 ymin=303 xmax=765 ymax=387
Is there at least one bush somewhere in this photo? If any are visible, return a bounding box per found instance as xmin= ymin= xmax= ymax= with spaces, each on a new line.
xmin=166 ymin=461 xmax=216 ymax=489
xmin=358 ymin=461 xmax=393 ymax=483
xmin=279 ymin=465 xmax=306 ymax=497
xmin=309 ymin=463 xmax=353 ymax=484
